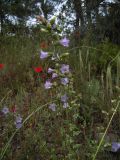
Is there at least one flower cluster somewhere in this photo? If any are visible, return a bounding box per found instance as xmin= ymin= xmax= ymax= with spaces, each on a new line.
xmin=1 ymin=36 xmax=71 ymax=131
xmin=1 ymin=105 xmax=23 ymax=129
xmin=39 ymin=37 xmax=70 ymax=111
xmin=46 ymin=63 xmax=70 ymax=110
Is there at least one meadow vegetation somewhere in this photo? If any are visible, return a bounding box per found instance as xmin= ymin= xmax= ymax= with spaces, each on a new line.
xmin=0 ymin=17 xmax=120 ymax=160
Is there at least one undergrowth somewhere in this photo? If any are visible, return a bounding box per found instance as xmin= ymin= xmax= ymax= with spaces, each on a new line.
xmin=0 ymin=17 xmax=120 ymax=160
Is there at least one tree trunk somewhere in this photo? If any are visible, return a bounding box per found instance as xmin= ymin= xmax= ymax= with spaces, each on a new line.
xmin=0 ymin=14 xmax=5 ymax=35
xmin=73 ymin=0 xmax=84 ymax=30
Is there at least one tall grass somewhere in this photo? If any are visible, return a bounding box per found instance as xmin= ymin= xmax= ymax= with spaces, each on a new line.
xmin=0 ymin=35 xmax=120 ymax=159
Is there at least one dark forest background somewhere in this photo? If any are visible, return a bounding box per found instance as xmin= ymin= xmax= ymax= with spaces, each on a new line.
xmin=0 ymin=0 xmax=120 ymax=44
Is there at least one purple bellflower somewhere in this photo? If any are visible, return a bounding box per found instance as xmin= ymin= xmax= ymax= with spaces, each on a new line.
xmin=15 ymin=114 xmax=22 ymax=123
xmin=15 ymin=123 xmax=22 ymax=129
xmin=61 ymin=94 xmax=68 ymax=103
xmin=52 ymin=73 xmax=58 ymax=79
xmin=60 ymin=64 xmax=69 ymax=74
xmin=111 ymin=142 xmax=120 ymax=152
xmin=2 ymin=106 xmax=9 ymax=115
xmin=48 ymin=68 xmax=54 ymax=73
xmin=44 ymin=80 xmax=52 ymax=89
xmin=49 ymin=103 xmax=56 ymax=111
xmin=63 ymin=103 xmax=69 ymax=108
xmin=61 ymin=77 xmax=69 ymax=85
xmin=60 ymin=37 xmax=70 ymax=47
xmin=15 ymin=114 xmax=22 ymax=129
xmin=40 ymin=50 xmax=48 ymax=59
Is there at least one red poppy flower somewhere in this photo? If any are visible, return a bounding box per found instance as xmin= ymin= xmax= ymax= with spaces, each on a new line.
xmin=34 ymin=67 xmax=43 ymax=73
xmin=0 ymin=64 xmax=4 ymax=70
xmin=40 ymin=42 xmax=48 ymax=49
xmin=11 ymin=105 xmax=16 ymax=113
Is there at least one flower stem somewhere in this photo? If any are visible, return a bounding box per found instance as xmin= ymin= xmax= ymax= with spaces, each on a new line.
xmin=92 ymin=100 xmax=120 ymax=160
xmin=0 ymin=100 xmax=56 ymax=160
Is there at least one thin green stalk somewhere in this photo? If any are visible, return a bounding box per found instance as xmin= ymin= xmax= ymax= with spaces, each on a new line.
xmin=0 ymin=90 xmax=12 ymax=106
xmin=67 ymin=46 xmax=103 ymax=52
xmin=108 ymin=52 xmax=120 ymax=66
xmin=0 ymin=100 xmax=56 ymax=160
xmin=92 ymin=100 xmax=120 ymax=160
